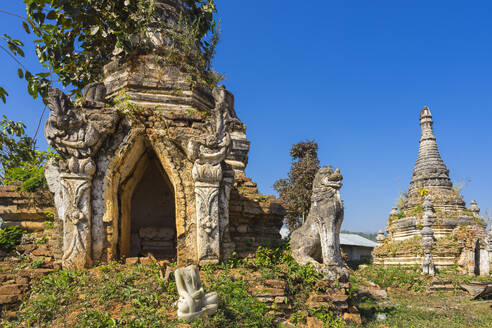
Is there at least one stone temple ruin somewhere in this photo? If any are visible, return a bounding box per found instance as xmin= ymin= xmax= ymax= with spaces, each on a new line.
xmin=32 ymin=0 xmax=285 ymax=269
xmin=373 ymin=107 xmax=492 ymax=276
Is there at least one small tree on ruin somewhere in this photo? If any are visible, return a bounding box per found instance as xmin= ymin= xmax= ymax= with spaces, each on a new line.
xmin=274 ymin=140 xmax=320 ymax=234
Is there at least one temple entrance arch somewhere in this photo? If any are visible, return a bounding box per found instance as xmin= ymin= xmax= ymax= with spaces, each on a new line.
xmin=119 ymin=148 xmax=176 ymax=260
xmin=474 ymin=240 xmax=481 ymax=276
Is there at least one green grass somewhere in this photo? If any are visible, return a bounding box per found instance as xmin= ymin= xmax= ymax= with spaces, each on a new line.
xmin=347 ymin=290 xmax=492 ymax=328
xmin=2 ymin=245 xmax=491 ymax=328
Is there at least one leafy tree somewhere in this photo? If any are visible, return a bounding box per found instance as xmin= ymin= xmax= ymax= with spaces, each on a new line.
xmin=274 ymin=140 xmax=320 ymax=233
xmin=0 ymin=115 xmax=55 ymax=192
xmin=22 ymin=0 xmax=220 ymax=99
xmin=0 ymin=1 xmax=217 ymax=189
xmin=0 ymin=115 xmax=35 ymax=169
xmin=0 ymin=8 xmax=31 ymax=103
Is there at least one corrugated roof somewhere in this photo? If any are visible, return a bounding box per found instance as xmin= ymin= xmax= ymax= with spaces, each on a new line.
xmin=340 ymin=233 xmax=377 ymax=248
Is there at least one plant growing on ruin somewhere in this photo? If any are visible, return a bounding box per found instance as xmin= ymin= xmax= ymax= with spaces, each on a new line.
xmin=0 ymin=226 xmax=25 ymax=251
xmin=274 ymin=140 xmax=320 ymax=233
xmin=396 ymin=191 xmax=408 ymax=209
xmin=21 ymin=0 xmax=220 ymax=100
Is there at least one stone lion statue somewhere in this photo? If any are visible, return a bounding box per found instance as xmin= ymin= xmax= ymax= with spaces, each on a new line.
xmin=290 ymin=166 xmax=348 ymax=281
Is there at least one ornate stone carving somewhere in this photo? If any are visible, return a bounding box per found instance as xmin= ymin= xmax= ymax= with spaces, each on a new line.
xmin=421 ymin=196 xmax=436 ymax=276
xmin=37 ymin=2 xmax=285 ymax=269
xmin=45 ymin=84 xmax=117 ymax=269
xmin=45 ymin=84 xmax=117 ymax=160
xmin=175 ymin=265 xmax=219 ymax=321
xmin=60 ymin=172 xmax=93 ymax=269
xmin=488 ymin=231 xmax=492 ymax=269
xmin=290 ymin=167 xmax=348 ymax=281
xmin=187 ymin=86 xmax=234 ymax=264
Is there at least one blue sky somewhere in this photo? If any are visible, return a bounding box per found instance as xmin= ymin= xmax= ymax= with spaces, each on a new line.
xmin=1 ymin=1 xmax=491 ymax=233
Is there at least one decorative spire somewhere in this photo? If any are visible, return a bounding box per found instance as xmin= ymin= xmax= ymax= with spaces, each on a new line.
xmin=376 ymin=229 xmax=386 ymax=245
xmin=390 ymin=206 xmax=399 ymax=216
xmin=469 ymin=200 xmax=480 ymax=215
xmin=409 ymin=107 xmax=452 ymax=192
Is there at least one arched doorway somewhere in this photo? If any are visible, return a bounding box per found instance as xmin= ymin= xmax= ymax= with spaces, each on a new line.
xmin=119 ymin=148 xmax=177 ymax=260
xmin=474 ymin=240 xmax=481 ymax=276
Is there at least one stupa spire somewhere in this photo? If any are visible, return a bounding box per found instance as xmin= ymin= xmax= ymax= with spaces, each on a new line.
xmin=409 ymin=107 xmax=452 ymax=192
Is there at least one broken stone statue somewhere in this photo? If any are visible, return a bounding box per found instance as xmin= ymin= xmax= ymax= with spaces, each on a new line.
xmin=175 ymin=265 xmax=219 ymax=321
xmin=290 ymin=166 xmax=349 ymax=281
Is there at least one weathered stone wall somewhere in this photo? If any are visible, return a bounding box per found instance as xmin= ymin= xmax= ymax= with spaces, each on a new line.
xmin=0 ymin=226 xmax=61 ymax=314
xmin=0 ymin=185 xmax=54 ymax=232
xmin=228 ymin=174 xmax=284 ymax=257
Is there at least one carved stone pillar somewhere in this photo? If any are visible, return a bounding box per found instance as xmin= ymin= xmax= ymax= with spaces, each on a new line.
xmin=193 ymin=161 xmax=223 ymax=264
xmin=488 ymin=231 xmax=492 ymax=271
xmin=60 ymin=158 xmax=96 ymax=269
xmin=219 ymin=166 xmax=235 ymax=259
xmin=421 ymin=196 xmax=436 ymax=276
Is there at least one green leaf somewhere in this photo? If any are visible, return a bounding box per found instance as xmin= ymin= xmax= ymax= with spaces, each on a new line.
xmin=22 ymin=21 xmax=31 ymax=34
xmin=36 ymin=72 xmax=51 ymax=78
xmin=0 ymin=87 xmax=8 ymax=103
xmin=17 ymin=69 xmax=24 ymax=79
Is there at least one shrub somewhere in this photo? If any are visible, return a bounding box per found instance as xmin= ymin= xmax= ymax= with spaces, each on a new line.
xmin=30 ymin=258 xmax=45 ymax=268
xmin=0 ymin=226 xmax=25 ymax=251
xmin=76 ymin=311 xmax=116 ymax=328
xmin=309 ymin=306 xmax=345 ymax=328
xmin=254 ymin=242 xmax=323 ymax=292
xmin=194 ymin=273 xmax=275 ymax=328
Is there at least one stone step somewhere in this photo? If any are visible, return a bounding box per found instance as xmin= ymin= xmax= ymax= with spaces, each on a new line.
xmin=306 ymin=293 xmax=349 ymax=310
xmin=16 ymin=268 xmax=54 ymax=279
xmin=0 ymin=294 xmax=20 ymax=305
xmin=0 ymin=284 xmax=28 ymax=295
xmin=264 ymin=279 xmax=287 ymax=289
xmin=16 ymin=244 xmax=37 ymax=253
xmin=0 ymin=273 xmax=16 ymax=283
xmin=308 ymin=293 xmax=349 ymax=303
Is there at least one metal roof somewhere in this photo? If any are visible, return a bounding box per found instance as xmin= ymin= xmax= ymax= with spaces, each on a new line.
xmin=340 ymin=233 xmax=377 ymax=248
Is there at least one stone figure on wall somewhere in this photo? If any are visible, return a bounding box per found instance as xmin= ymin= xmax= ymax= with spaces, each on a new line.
xmin=45 ymin=83 xmax=117 ymax=269
xmin=290 ymin=166 xmax=349 ymax=281
xmin=175 ymin=265 xmax=219 ymax=321
xmin=45 ymin=83 xmax=117 ymax=161
xmin=187 ymin=86 xmax=235 ymax=264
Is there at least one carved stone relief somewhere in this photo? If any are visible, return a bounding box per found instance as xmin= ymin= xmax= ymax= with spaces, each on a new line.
xmin=183 ymin=86 xmax=236 ymax=264
xmin=45 ymin=84 xmax=117 ymax=269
